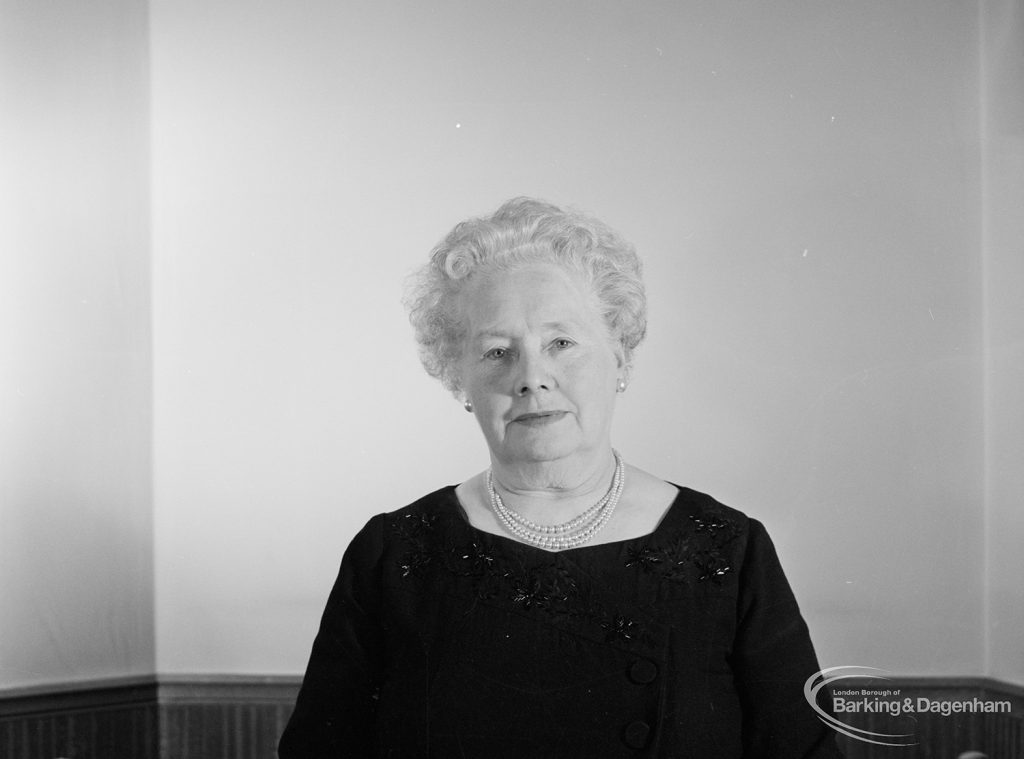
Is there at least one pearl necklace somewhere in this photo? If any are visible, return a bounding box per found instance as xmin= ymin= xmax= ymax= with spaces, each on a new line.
xmin=486 ymin=451 xmax=625 ymax=551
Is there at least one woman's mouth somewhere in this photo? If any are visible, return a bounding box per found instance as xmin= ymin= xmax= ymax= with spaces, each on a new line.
xmin=512 ymin=411 xmax=567 ymax=426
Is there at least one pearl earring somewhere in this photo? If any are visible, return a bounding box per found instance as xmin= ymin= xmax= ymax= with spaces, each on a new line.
xmin=616 ymin=379 xmax=627 ymax=393
xmin=464 ymin=400 xmax=473 ymax=413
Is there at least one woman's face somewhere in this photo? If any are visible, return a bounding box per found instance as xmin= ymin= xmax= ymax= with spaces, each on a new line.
xmin=456 ymin=262 xmax=624 ymax=469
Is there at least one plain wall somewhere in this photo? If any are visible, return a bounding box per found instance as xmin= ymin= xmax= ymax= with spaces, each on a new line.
xmin=2 ymin=0 xmax=1018 ymax=694
xmin=982 ymin=0 xmax=1024 ymax=685
xmin=149 ymin=0 xmax=991 ymax=679
xmin=0 ymin=0 xmax=153 ymax=689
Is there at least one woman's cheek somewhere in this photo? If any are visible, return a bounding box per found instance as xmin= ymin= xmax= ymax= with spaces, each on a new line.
xmin=563 ymin=348 xmax=604 ymax=377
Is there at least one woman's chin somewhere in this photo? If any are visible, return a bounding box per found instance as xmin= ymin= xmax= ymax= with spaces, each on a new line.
xmin=502 ymin=436 xmax=583 ymax=465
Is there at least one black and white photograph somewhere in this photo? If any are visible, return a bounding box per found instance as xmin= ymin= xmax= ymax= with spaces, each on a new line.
xmin=1 ymin=1 xmax=1022 ymax=757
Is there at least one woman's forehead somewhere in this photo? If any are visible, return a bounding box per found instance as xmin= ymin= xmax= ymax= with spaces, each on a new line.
xmin=459 ymin=263 xmax=601 ymax=329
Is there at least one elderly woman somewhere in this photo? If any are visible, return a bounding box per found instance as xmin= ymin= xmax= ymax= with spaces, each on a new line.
xmin=279 ymin=198 xmax=841 ymax=758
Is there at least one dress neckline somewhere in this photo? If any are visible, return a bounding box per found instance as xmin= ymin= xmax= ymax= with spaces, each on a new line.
xmin=442 ymin=483 xmax=688 ymax=556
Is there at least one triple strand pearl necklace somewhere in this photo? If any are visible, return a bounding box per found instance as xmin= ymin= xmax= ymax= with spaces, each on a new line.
xmin=486 ymin=450 xmax=625 ymax=551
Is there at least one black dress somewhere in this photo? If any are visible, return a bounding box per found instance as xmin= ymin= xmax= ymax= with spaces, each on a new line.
xmin=279 ymin=485 xmax=843 ymax=758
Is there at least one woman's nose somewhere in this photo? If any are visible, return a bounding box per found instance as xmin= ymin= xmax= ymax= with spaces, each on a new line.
xmin=515 ymin=349 xmax=553 ymax=395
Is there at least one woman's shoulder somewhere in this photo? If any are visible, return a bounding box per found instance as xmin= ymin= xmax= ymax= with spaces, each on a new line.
xmin=668 ymin=485 xmax=753 ymax=531
xmin=339 ymin=486 xmax=460 ymax=559
xmin=627 ymin=484 xmax=772 ymax=585
xmin=367 ymin=485 xmax=471 ymax=552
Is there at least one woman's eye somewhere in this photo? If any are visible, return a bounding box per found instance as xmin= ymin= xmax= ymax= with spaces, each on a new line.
xmin=484 ymin=347 xmax=508 ymax=360
xmin=553 ymin=338 xmax=575 ymax=350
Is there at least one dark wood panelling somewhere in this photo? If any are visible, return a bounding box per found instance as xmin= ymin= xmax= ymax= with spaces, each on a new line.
xmin=0 ymin=676 xmax=299 ymax=759
xmin=0 ymin=704 xmax=160 ymax=759
xmin=158 ymin=701 xmax=294 ymax=759
xmin=834 ymin=679 xmax=1024 ymax=759
xmin=0 ymin=679 xmax=159 ymax=759
xmin=1 ymin=675 xmax=1021 ymax=758
xmin=155 ymin=676 xmax=300 ymax=759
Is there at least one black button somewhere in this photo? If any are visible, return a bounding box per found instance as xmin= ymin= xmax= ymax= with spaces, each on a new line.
xmin=629 ymin=659 xmax=658 ymax=685
xmin=623 ymin=720 xmax=651 ymax=749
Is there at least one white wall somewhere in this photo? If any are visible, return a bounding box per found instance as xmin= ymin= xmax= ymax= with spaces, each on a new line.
xmin=982 ymin=0 xmax=1024 ymax=685
xmin=149 ymin=0 xmax=994 ymax=679
xmin=0 ymin=0 xmax=153 ymax=689
xmin=2 ymin=0 xmax=1017 ymax=694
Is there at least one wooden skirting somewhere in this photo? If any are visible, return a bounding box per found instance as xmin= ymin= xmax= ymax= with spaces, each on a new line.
xmin=1 ymin=674 xmax=1022 ymax=758
xmin=0 ymin=675 xmax=300 ymax=759
xmin=157 ymin=676 xmax=301 ymax=759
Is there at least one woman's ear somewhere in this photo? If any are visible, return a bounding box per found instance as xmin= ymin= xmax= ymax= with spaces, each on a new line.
xmin=614 ymin=345 xmax=632 ymax=392
xmin=614 ymin=343 xmax=629 ymax=375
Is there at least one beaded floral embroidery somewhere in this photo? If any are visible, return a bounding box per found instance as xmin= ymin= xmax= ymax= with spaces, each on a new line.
xmin=626 ymin=512 xmax=742 ymax=584
xmin=390 ymin=502 xmax=744 ymax=649
xmin=391 ymin=511 xmax=644 ymax=645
